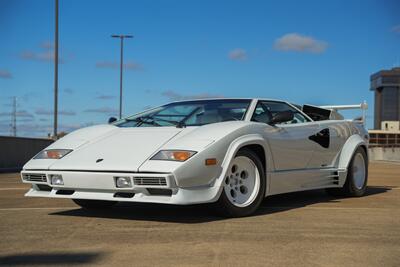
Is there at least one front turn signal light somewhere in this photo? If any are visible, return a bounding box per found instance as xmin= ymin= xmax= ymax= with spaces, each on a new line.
xmin=150 ymin=150 xmax=196 ymax=162
xmin=34 ymin=149 xmax=72 ymax=159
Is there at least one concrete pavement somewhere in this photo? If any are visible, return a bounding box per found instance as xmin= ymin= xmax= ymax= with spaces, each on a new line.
xmin=0 ymin=162 xmax=399 ymax=266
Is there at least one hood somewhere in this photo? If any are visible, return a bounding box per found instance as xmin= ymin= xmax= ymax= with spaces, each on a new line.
xmin=47 ymin=127 xmax=183 ymax=172
xmin=24 ymin=121 xmax=252 ymax=172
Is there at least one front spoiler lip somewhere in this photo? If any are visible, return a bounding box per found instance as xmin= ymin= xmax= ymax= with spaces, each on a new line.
xmin=24 ymin=185 xmax=222 ymax=205
xmin=23 ymin=169 xmax=170 ymax=174
xmin=20 ymin=170 xmax=176 ymax=190
xmin=20 ymin=170 xmax=223 ymax=205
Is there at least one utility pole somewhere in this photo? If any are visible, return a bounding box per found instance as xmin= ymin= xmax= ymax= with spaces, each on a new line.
xmin=11 ymin=97 xmax=17 ymax=137
xmin=111 ymin=34 xmax=133 ymax=119
xmin=53 ymin=0 xmax=59 ymax=138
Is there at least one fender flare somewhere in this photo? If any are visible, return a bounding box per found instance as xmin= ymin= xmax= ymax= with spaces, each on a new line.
xmin=214 ymin=134 xmax=272 ymax=197
xmin=338 ymin=134 xmax=368 ymax=170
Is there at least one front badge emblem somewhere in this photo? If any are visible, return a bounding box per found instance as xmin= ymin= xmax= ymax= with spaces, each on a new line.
xmin=96 ymin=159 xmax=103 ymax=163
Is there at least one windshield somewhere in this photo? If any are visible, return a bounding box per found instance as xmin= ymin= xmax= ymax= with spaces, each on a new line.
xmin=116 ymin=99 xmax=251 ymax=127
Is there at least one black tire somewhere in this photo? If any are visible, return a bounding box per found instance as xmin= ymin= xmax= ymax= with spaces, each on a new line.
xmin=72 ymin=199 xmax=118 ymax=209
xmin=326 ymin=147 xmax=368 ymax=197
xmin=213 ymin=148 xmax=266 ymax=217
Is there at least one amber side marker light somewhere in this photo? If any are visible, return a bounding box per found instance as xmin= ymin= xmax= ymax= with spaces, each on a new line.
xmin=205 ymin=158 xmax=217 ymax=166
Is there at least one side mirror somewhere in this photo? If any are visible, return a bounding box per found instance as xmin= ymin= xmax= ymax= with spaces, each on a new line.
xmin=270 ymin=110 xmax=294 ymax=125
xmin=108 ymin=117 xmax=117 ymax=124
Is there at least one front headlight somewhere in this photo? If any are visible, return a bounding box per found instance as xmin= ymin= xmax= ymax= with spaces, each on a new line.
xmin=34 ymin=149 xmax=72 ymax=159
xmin=150 ymin=150 xmax=196 ymax=162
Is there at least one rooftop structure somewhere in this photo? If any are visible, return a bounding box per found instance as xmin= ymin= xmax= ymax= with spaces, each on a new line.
xmin=370 ymin=67 xmax=400 ymax=129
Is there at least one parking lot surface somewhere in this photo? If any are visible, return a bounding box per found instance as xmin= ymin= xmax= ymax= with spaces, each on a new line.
xmin=0 ymin=161 xmax=399 ymax=266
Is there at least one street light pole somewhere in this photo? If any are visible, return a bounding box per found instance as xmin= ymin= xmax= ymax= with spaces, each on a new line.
xmin=111 ymin=34 xmax=133 ymax=119
xmin=53 ymin=0 xmax=59 ymax=138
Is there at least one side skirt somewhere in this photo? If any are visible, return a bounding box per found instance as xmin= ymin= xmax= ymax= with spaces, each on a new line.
xmin=267 ymin=168 xmax=347 ymax=196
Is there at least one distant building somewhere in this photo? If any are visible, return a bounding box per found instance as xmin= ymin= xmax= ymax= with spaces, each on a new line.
xmin=370 ymin=67 xmax=400 ymax=129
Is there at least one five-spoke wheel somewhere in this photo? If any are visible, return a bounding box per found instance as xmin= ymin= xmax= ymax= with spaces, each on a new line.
xmin=223 ymin=156 xmax=260 ymax=207
xmin=214 ymin=148 xmax=265 ymax=217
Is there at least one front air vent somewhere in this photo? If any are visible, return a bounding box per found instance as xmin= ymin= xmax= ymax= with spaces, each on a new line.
xmin=147 ymin=188 xmax=172 ymax=196
xmin=22 ymin=173 xmax=47 ymax=182
xmin=133 ymin=177 xmax=167 ymax=186
xmin=114 ymin=192 xmax=135 ymax=198
xmin=36 ymin=184 xmax=52 ymax=191
xmin=56 ymin=190 xmax=75 ymax=195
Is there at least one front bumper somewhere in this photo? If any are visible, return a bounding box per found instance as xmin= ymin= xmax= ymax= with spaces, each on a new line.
xmin=21 ymin=170 xmax=221 ymax=205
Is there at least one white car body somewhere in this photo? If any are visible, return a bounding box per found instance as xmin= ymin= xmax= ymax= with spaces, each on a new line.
xmin=21 ymin=98 xmax=369 ymax=205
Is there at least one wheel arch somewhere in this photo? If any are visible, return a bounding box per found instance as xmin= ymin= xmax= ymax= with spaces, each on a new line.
xmin=338 ymin=134 xmax=368 ymax=170
xmin=238 ymin=144 xmax=266 ymax=173
xmin=217 ymin=134 xmax=272 ymax=196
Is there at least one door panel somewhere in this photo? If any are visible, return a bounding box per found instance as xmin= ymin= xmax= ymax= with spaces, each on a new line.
xmin=251 ymin=100 xmax=321 ymax=171
xmin=264 ymin=122 xmax=320 ymax=170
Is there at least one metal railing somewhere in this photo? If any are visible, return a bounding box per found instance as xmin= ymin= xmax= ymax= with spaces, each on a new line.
xmin=368 ymin=132 xmax=400 ymax=148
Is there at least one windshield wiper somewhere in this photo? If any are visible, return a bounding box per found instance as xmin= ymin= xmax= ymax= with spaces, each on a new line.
xmin=142 ymin=116 xmax=186 ymax=128
xmin=125 ymin=116 xmax=185 ymax=128
xmin=125 ymin=117 xmax=161 ymax=126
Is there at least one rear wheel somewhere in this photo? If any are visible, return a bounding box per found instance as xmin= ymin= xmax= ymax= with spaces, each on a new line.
xmin=213 ymin=148 xmax=265 ymax=217
xmin=72 ymin=199 xmax=118 ymax=209
xmin=326 ymin=147 xmax=368 ymax=197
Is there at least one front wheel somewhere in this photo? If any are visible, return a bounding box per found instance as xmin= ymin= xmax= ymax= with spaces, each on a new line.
xmin=213 ymin=148 xmax=266 ymax=217
xmin=72 ymin=199 xmax=118 ymax=209
xmin=326 ymin=147 xmax=368 ymax=197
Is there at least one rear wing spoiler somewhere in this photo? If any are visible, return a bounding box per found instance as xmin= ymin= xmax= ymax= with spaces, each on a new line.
xmin=319 ymin=101 xmax=368 ymax=125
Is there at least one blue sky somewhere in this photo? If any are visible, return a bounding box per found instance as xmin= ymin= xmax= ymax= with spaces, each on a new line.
xmin=0 ymin=0 xmax=399 ymax=136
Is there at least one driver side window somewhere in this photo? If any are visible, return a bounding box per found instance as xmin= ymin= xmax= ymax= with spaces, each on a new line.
xmin=251 ymin=101 xmax=309 ymax=124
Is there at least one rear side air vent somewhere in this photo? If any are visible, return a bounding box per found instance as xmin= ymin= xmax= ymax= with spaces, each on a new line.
xmin=22 ymin=173 xmax=47 ymax=182
xmin=331 ymin=171 xmax=339 ymax=185
xmin=133 ymin=177 xmax=167 ymax=186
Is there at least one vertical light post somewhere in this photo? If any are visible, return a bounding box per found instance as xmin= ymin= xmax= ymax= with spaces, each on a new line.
xmin=53 ymin=0 xmax=59 ymax=138
xmin=111 ymin=34 xmax=133 ymax=119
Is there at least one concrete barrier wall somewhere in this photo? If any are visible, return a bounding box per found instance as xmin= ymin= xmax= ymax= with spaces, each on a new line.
xmin=369 ymin=147 xmax=400 ymax=162
xmin=1 ymin=135 xmax=398 ymax=172
xmin=0 ymin=136 xmax=53 ymax=172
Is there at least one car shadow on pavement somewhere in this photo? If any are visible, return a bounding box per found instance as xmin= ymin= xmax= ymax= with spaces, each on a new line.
xmin=51 ymin=202 xmax=224 ymax=224
xmin=50 ymin=186 xmax=392 ymax=224
xmin=0 ymin=252 xmax=103 ymax=266
xmin=256 ymin=185 xmax=393 ymax=215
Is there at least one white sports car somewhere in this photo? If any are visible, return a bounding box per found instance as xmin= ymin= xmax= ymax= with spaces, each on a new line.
xmin=21 ymin=98 xmax=369 ymax=217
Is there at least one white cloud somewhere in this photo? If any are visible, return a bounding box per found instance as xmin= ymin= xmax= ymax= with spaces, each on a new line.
xmin=20 ymin=41 xmax=65 ymax=63
xmin=96 ymin=94 xmax=115 ymax=100
xmin=161 ymin=90 xmax=224 ymax=101
xmin=84 ymin=107 xmax=118 ymax=115
xmin=391 ymin=25 xmax=400 ymax=34
xmin=228 ymin=48 xmax=247 ymax=61
xmin=64 ymin=88 xmax=74 ymax=94
xmin=0 ymin=69 xmax=12 ymax=79
xmin=35 ymin=108 xmax=76 ymax=116
xmin=40 ymin=41 xmax=54 ymax=50
xmin=0 ymin=110 xmax=34 ymax=118
xmin=96 ymin=61 xmax=143 ymax=71
xmin=274 ymin=33 xmax=328 ymax=54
